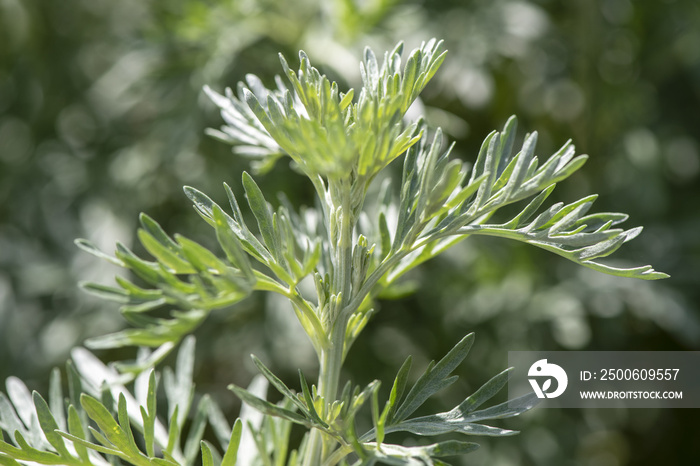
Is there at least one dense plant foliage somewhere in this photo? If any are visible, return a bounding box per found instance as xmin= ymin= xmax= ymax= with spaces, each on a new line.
xmin=0 ymin=39 xmax=666 ymax=465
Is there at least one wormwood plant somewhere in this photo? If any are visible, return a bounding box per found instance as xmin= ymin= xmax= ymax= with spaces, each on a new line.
xmin=0 ymin=40 xmax=666 ymax=466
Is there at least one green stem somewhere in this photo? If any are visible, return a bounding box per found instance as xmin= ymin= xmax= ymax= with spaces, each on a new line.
xmin=302 ymin=313 xmax=349 ymax=465
xmin=321 ymin=444 xmax=353 ymax=466
xmin=303 ymin=178 xmax=356 ymax=465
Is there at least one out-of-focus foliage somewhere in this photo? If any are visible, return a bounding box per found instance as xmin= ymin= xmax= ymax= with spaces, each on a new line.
xmin=1 ymin=0 xmax=698 ymax=465
xmin=0 ymin=337 xmax=248 ymax=466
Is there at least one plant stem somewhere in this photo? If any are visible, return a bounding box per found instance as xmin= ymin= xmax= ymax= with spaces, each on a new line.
xmin=303 ymin=312 xmax=349 ymax=465
xmin=304 ymin=179 xmax=355 ymax=465
xmin=322 ymin=445 xmax=353 ymax=466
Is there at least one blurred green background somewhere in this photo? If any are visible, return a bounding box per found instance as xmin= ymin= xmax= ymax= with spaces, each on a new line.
xmin=1 ymin=0 xmax=699 ymax=464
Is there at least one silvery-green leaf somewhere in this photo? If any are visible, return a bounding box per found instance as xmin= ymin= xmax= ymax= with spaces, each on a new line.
xmin=392 ymin=333 xmax=474 ymax=423
xmin=227 ymin=385 xmax=308 ymax=427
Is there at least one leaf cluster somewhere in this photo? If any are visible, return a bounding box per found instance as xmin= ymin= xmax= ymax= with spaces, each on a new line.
xmin=228 ymin=333 xmax=537 ymax=465
xmin=0 ymin=338 xmax=242 ymax=466
xmin=77 ymin=173 xmax=327 ymax=355
xmin=206 ymin=39 xmax=445 ymax=180
xmin=359 ymin=115 xmax=667 ymax=302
